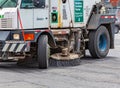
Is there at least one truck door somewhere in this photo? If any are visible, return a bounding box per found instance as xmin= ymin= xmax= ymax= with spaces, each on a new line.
xmin=19 ymin=0 xmax=34 ymax=29
xmin=33 ymin=0 xmax=49 ymax=28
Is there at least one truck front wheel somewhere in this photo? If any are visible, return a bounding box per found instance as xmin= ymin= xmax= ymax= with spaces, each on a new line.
xmin=88 ymin=26 xmax=110 ymax=58
xmin=38 ymin=35 xmax=49 ymax=69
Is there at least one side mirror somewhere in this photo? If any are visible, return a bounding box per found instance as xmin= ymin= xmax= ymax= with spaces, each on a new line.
xmin=33 ymin=0 xmax=45 ymax=8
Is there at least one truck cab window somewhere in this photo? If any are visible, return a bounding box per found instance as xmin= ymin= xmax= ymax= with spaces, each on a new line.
xmin=21 ymin=0 xmax=34 ymax=8
xmin=21 ymin=0 xmax=45 ymax=8
xmin=0 ymin=0 xmax=18 ymax=8
xmin=34 ymin=0 xmax=45 ymax=8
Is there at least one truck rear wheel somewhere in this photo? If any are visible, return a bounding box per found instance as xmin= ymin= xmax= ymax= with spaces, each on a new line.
xmin=38 ymin=35 xmax=49 ymax=69
xmin=88 ymin=26 xmax=110 ymax=58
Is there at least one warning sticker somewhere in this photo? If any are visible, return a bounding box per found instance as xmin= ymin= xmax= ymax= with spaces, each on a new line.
xmin=74 ymin=0 xmax=84 ymax=22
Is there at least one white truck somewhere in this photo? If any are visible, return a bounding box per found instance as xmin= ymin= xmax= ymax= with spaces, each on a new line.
xmin=0 ymin=0 xmax=115 ymax=68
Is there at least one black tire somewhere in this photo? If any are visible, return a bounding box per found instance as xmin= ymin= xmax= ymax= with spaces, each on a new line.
xmin=38 ymin=35 xmax=49 ymax=69
xmin=88 ymin=26 xmax=110 ymax=58
xmin=114 ymin=26 xmax=119 ymax=34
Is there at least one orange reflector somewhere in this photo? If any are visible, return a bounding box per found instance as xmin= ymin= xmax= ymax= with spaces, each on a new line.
xmin=24 ymin=34 xmax=34 ymax=41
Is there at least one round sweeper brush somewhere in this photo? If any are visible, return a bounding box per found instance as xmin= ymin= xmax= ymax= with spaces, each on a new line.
xmin=50 ymin=53 xmax=81 ymax=67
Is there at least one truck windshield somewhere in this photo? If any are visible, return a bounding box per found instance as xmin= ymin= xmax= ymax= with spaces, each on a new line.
xmin=21 ymin=0 xmax=45 ymax=8
xmin=0 ymin=0 xmax=18 ymax=8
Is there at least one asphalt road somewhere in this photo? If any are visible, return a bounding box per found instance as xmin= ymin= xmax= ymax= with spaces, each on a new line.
xmin=0 ymin=33 xmax=120 ymax=88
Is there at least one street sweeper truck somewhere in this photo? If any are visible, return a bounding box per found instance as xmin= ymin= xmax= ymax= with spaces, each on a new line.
xmin=0 ymin=0 xmax=115 ymax=68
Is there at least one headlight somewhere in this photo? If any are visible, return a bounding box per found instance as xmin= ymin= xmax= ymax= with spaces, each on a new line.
xmin=13 ymin=34 xmax=20 ymax=40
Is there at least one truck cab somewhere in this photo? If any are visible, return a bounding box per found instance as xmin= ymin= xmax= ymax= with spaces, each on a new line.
xmin=0 ymin=0 xmax=49 ymax=29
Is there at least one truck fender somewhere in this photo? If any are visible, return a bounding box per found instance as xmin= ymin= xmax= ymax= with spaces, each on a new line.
xmin=87 ymin=14 xmax=115 ymax=30
xmin=35 ymin=31 xmax=56 ymax=48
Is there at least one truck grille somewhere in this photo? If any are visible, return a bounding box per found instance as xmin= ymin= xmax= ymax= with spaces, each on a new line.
xmin=0 ymin=18 xmax=12 ymax=28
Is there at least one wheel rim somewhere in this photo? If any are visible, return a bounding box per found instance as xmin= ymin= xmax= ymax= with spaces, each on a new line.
xmin=99 ymin=34 xmax=107 ymax=51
